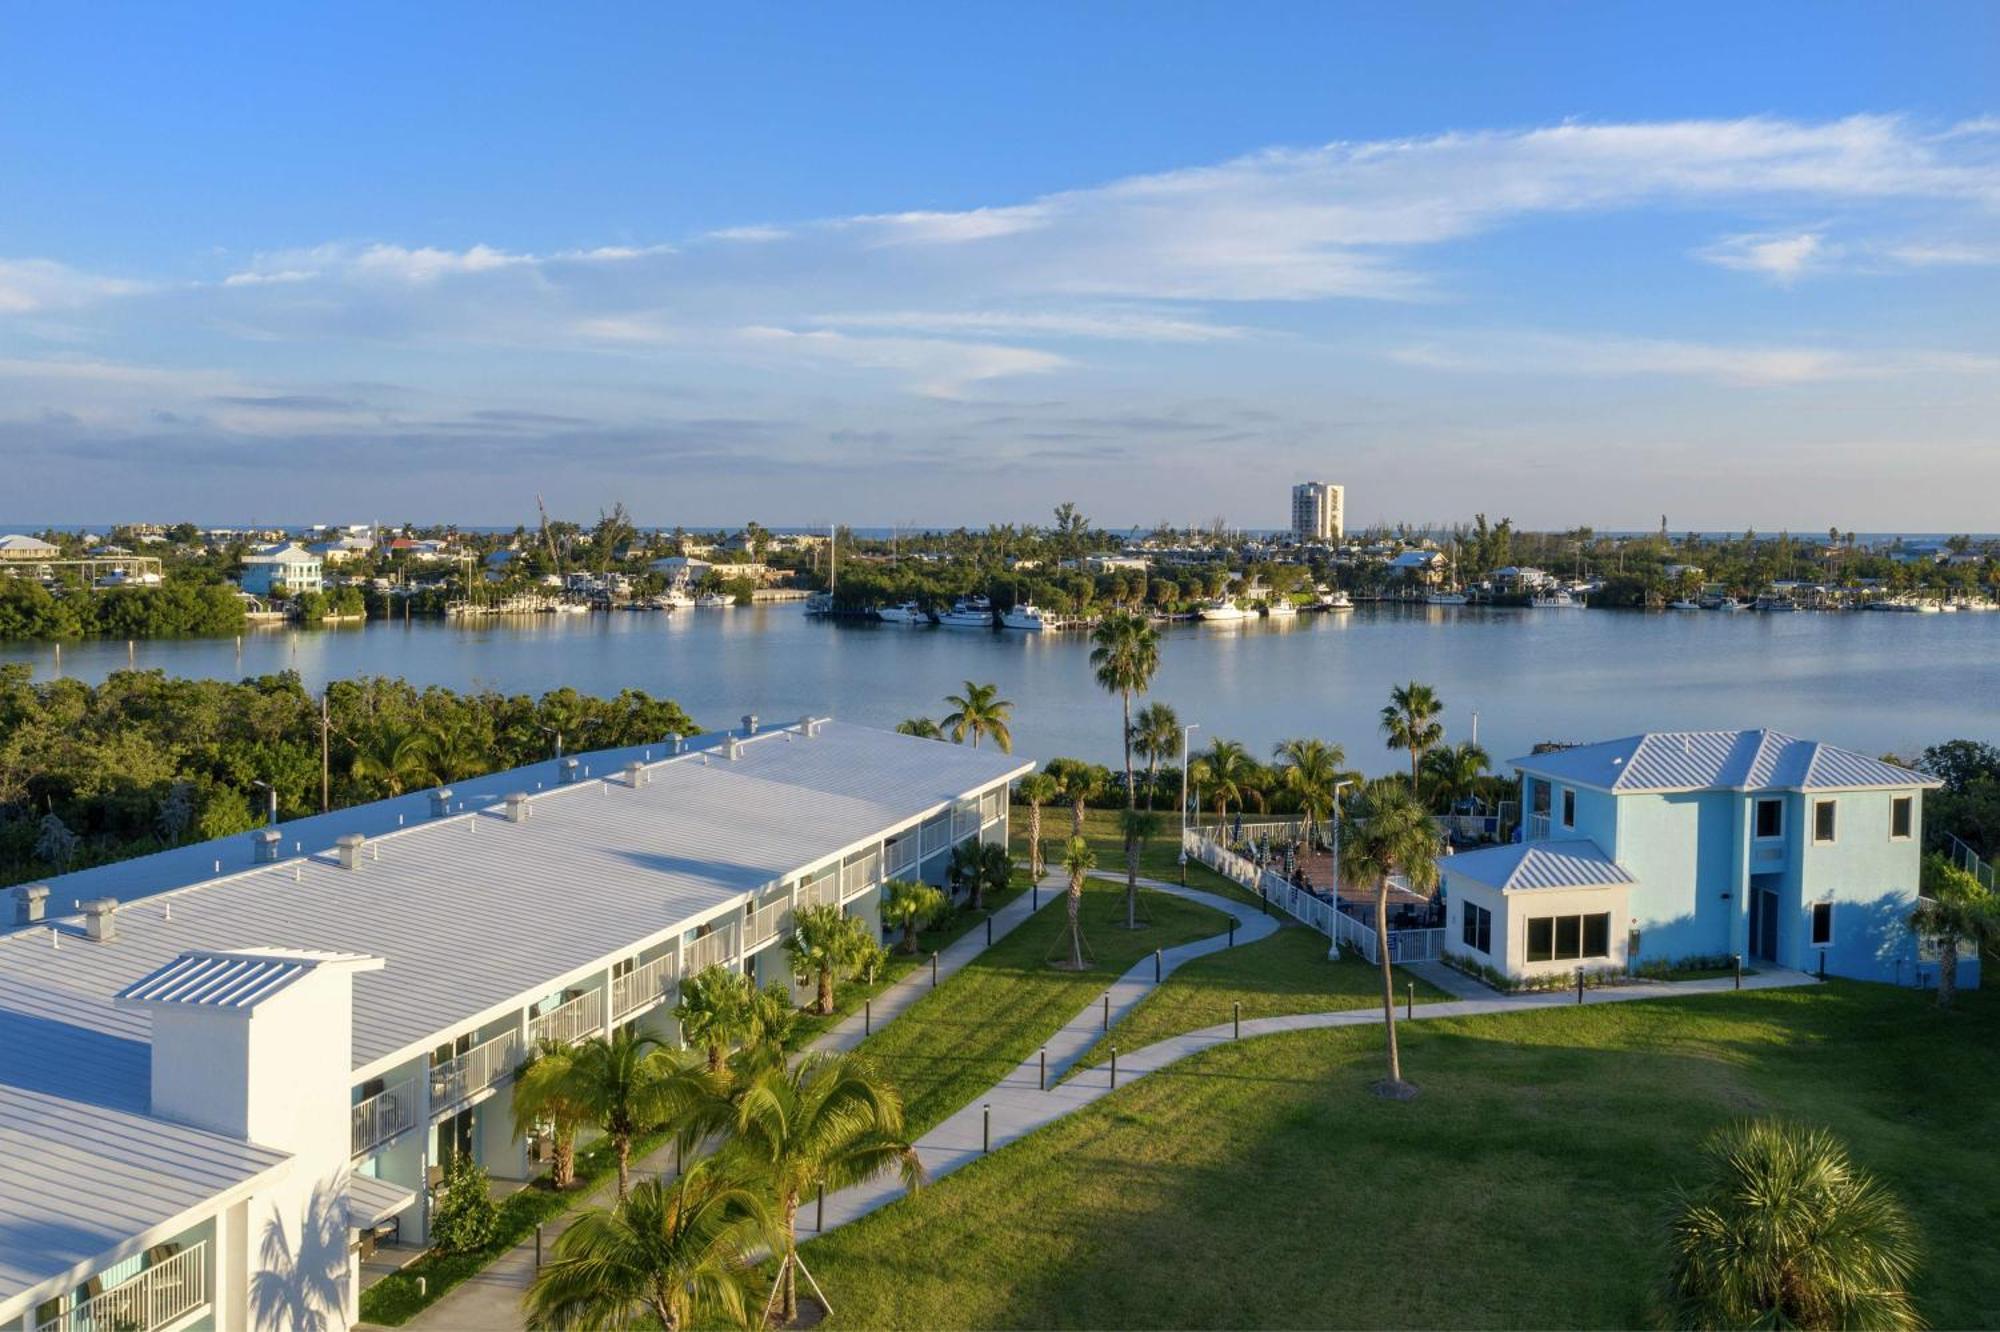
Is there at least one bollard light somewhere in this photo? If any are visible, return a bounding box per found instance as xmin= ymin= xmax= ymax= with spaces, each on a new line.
xmin=1154 ymin=948 xmax=1162 ymax=982
xmin=987 ymin=916 xmax=993 ymax=946
xmin=1110 ymin=1046 xmax=1119 ymax=1089
xmin=1233 ymin=1000 xmax=1240 ymax=1040
xmin=1409 ymin=980 xmax=1417 ymax=1019
xmin=931 ymin=951 xmax=939 ymax=987
xmin=817 ymin=1182 xmax=825 ymax=1232
xmin=1734 ymin=954 xmax=1742 ymax=990
xmin=865 ymin=997 xmax=872 ymax=1035
xmin=1040 ymin=1047 xmax=1047 ymax=1090
xmin=983 ymin=1103 xmax=991 ymax=1154
xmin=1102 ymin=993 xmax=1110 ymax=1031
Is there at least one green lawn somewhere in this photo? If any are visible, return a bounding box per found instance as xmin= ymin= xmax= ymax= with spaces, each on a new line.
xmin=805 ymin=983 xmax=2000 ymax=1330
xmin=1066 ymin=923 xmax=1451 ymax=1074
xmin=1012 ymin=803 xmax=1267 ymax=910
xmin=853 ymin=876 xmax=1229 ymax=1134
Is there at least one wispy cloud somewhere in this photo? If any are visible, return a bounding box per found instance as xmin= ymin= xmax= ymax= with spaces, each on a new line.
xmin=805 ymin=308 xmax=1250 ymax=342
xmin=734 ymin=326 xmax=1068 ymax=398
xmin=0 ymin=258 xmax=149 ymax=313
xmin=1696 ymin=231 xmax=1834 ymax=282
xmin=1389 ymin=330 xmax=2000 ymax=386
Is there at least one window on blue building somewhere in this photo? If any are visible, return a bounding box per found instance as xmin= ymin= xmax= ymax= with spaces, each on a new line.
xmin=1755 ymin=798 xmax=1782 ymax=839
xmin=1810 ymin=902 xmax=1833 ymax=946
xmin=1891 ymin=797 xmax=1913 ymax=840
xmin=1813 ymin=800 xmax=1837 ymax=844
xmin=1461 ymin=901 xmax=1491 ymax=954
xmin=1561 ymin=788 xmax=1576 ymax=828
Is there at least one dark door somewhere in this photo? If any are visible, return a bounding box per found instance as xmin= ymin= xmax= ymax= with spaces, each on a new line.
xmin=1751 ymin=888 xmax=1780 ymax=963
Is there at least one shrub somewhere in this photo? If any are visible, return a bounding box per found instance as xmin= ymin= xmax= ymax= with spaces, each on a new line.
xmin=428 ymin=1152 xmax=499 ymax=1254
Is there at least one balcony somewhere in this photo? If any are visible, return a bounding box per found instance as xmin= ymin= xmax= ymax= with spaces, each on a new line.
xmin=430 ymin=1029 xmax=520 ymax=1112
xmin=611 ymin=952 xmax=678 ymax=1019
xmin=683 ymin=925 xmax=736 ymax=975
xmin=1527 ymin=812 xmax=1552 ymax=840
xmin=919 ymin=817 xmax=950 ymax=859
xmin=884 ymin=835 xmax=917 ymax=879
xmin=352 ymin=1076 xmax=419 ymax=1156
xmin=840 ymin=849 xmax=880 ymax=902
xmin=796 ymin=872 xmax=840 ymax=911
xmin=529 ymin=988 xmax=603 ymax=1048
xmin=38 ymin=1241 xmax=207 ymax=1332
xmin=951 ymin=800 xmax=980 ymax=841
xmin=744 ymin=898 xmax=793 ymax=952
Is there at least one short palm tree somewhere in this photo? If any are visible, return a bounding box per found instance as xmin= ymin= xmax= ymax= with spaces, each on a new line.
xmin=1910 ymin=853 xmax=1998 ymax=1008
xmin=1058 ymin=835 xmax=1097 ymax=970
xmin=948 ymin=839 xmax=1012 ymax=911
xmin=424 ymin=715 xmax=494 ymax=784
xmin=673 ymin=965 xmax=756 ymax=1075
xmin=1338 ymin=779 xmax=1440 ymax=1096
xmin=722 ymin=1053 xmax=924 ymax=1325
xmin=895 ymin=717 xmax=943 ymax=740
xmin=1380 ymin=681 xmax=1445 ymax=788
xmin=1016 ymin=772 xmax=1059 ymax=880
xmin=523 ymin=1162 xmax=773 ymax=1331
xmin=1130 ymin=701 xmax=1182 ymax=812
xmin=941 ymin=680 xmax=1013 ymax=752
xmin=1666 ymin=1119 xmax=1921 ymax=1331
xmin=882 ymin=878 xmax=947 ymax=954
xmin=1090 ymin=611 xmax=1162 ymax=927
xmin=1272 ymin=737 xmax=1348 ymax=844
xmin=511 ymin=1038 xmax=587 ymax=1191
xmin=1045 ymin=757 xmax=1106 ymax=839
xmin=1189 ymin=738 xmax=1264 ymax=827
xmin=560 ymin=1030 xmax=723 ymax=1199
xmin=1421 ymin=739 xmax=1490 ymax=813
xmin=786 ymin=904 xmax=869 ymax=1015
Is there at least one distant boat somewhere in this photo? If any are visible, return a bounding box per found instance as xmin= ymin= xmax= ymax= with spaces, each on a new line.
xmin=1754 ymin=596 xmax=1799 ymax=613
xmin=877 ymin=600 xmax=929 ymax=625
xmin=1530 ymin=590 xmax=1583 ymax=608
xmin=694 ymin=592 xmax=733 ymax=608
xmin=1424 ymin=590 xmax=1469 ymax=606
xmin=1001 ymin=603 xmax=1048 ymax=631
xmin=1709 ymin=597 xmax=1748 ymax=612
xmin=937 ymin=597 xmax=994 ymax=628
xmin=1668 ymin=599 xmax=1701 ymax=611
xmin=1197 ymin=597 xmax=1250 ymax=622
xmin=550 ymin=601 xmax=589 ymax=615
xmin=1317 ymin=590 xmax=1353 ymax=610
xmin=1263 ymin=598 xmax=1298 ymax=618
xmin=659 ymin=586 xmax=695 ymax=609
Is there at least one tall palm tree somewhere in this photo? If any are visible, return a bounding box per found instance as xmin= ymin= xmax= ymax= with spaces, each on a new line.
xmin=785 ymin=904 xmax=868 ymax=1015
xmin=1058 ymin=835 xmax=1097 ymax=970
xmin=673 ymin=965 xmax=755 ymax=1075
xmin=1909 ymin=853 xmax=1998 ymax=1008
xmin=511 ymin=1038 xmax=588 ymax=1191
xmin=1666 ymin=1119 xmax=1921 ymax=1331
xmin=348 ymin=723 xmax=438 ymax=797
xmin=1338 ymin=779 xmax=1440 ymax=1096
xmin=882 ymin=879 xmax=947 ymax=954
xmin=1045 ymin=757 xmax=1107 ymax=839
xmin=1130 ymin=701 xmax=1182 ymax=812
xmin=523 ymin=1163 xmax=773 ymax=1332
xmin=1379 ymin=681 xmax=1446 ymax=788
xmin=1421 ymin=739 xmax=1491 ymax=813
xmin=1272 ymin=737 xmax=1348 ymax=844
xmin=1188 ymin=738 xmax=1264 ymax=827
xmin=941 ymin=681 xmax=1013 ymax=752
xmin=1090 ymin=611 xmax=1162 ymax=927
xmin=558 ymin=1030 xmax=723 ymax=1199
xmin=722 ymin=1053 xmax=924 ymax=1324
xmin=1016 ymin=772 xmax=1058 ymax=880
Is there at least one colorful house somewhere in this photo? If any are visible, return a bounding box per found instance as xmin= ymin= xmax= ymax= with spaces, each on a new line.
xmin=1441 ymin=730 xmax=1970 ymax=988
xmin=237 ymin=542 xmax=324 ymax=596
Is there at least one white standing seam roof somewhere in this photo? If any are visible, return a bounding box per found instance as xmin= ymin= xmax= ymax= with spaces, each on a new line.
xmin=116 ymin=949 xmax=379 ymax=1010
xmin=1443 ymin=839 xmax=1635 ymax=892
xmin=1508 ymin=730 xmax=1938 ymax=794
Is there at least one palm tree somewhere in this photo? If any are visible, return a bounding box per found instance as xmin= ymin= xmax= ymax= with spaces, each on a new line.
xmin=673 ymin=965 xmax=756 ymax=1075
xmin=511 ymin=1038 xmax=587 ymax=1191
xmin=1058 ymin=835 xmax=1097 ymax=970
xmin=1045 ymin=757 xmax=1107 ymax=839
xmin=786 ymin=904 xmax=869 ymax=1015
xmin=1421 ymin=739 xmax=1491 ymax=813
xmin=1090 ymin=611 xmax=1162 ymax=928
xmin=1338 ymin=779 xmax=1440 ymax=1096
xmin=1130 ymin=701 xmax=1182 ymax=812
xmin=1380 ymin=681 xmax=1445 ymax=788
xmin=941 ymin=681 xmax=1013 ymax=752
xmin=524 ymin=1163 xmax=773 ymax=1331
xmin=1909 ymin=853 xmax=1998 ymax=1008
xmin=741 ymin=983 xmax=799 ymax=1064
xmin=1016 ymin=772 xmax=1059 ymax=880
xmin=882 ymin=879 xmax=947 ymax=954
xmin=424 ymin=715 xmax=494 ymax=783
xmin=895 ymin=717 xmax=943 ymax=740
xmin=722 ymin=1053 xmax=924 ymax=1324
xmin=1666 ymin=1119 xmax=1921 ymax=1331
xmin=348 ymin=723 xmax=438 ymax=797
xmin=1272 ymin=737 xmax=1348 ymax=844
xmin=948 ymin=839 xmax=1012 ymax=911
xmin=1189 ymin=738 xmax=1264 ymax=827
xmin=560 ymin=1030 xmax=722 ymax=1199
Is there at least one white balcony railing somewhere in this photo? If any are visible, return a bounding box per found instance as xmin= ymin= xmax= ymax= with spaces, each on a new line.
xmin=431 ymin=1029 xmax=520 ymax=1112
xmin=611 ymin=952 xmax=678 ymax=1019
xmin=683 ymin=925 xmax=736 ymax=975
xmin=884 ymin=835 xmax=917 ymax=879
xmin=352 ymin=1076 xmax=419 ymax=1156
xmin=951 ymin=800 xmax=979 ymax=841
xmin=744 ymin=898 xmax=793 ymax=951
xmin=39 ymin=1241 xmax=207 ymax=1332
xmin=1527 ymin=812 xmax=1552 ymax=840
xmin=796 ymin=872 xmax=840 ymax=911
xmin=920 ymin=816 xmax=950 ymax=859
xmin=529 ymin=989 xmax=604 ymax=1048
xmin=840 ymin=849 xmax=880 ymax=902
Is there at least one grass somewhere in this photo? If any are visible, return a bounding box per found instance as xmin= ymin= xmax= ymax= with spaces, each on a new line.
xmin=1013 ymin=803 xmax=1266 ymax=910
xmin=802 ymin=982 xmax=2000 ymax=1330
xmin=852 ymin=875 xmax=1229 ymax=1134
xmin=1066 ymin=924 xmax=1451 ymax=1074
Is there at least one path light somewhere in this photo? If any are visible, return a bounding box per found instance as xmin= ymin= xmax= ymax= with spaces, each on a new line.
xmin=983 ymin=1104 xmax=991 ymax=1154
xmin=1110 ymin=1046 xmax=1119 ymax=1089
xmin=1233 ymin=1001 xmax=1240 ymax=1040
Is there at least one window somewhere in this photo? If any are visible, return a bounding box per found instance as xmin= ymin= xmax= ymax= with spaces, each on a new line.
xmin=1890 ymin=796 xmax=1913 ymax=840
xmin=1524 ymin=911 xmax=1613 ymax=963
xmin=1813 ymin=799 xmax=1837 ymax=844
xmin=1755 ymin=798 xmax=1783 ymax=839
xmin=1561 ymin=788 xmax=1576 ymax=828
xmin=1461 ymin=901 xmax=1492 ymax=955
xmin=1810 ymin=902 xmax=1833 ymax=947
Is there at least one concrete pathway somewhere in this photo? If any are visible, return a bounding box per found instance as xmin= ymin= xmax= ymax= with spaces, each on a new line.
xmin=1406 ymin=957 xmax=1498 ymax=1001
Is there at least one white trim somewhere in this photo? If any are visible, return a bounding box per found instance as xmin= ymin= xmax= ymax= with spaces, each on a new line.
xmin=1889 ymin=794 xmax=1915 ymax=842
xmin=1811 ymin=798 xmax=1838 ymax=845
xmin=1808 ymin=899 xmax=1835 ymax=948
xmin=1752 ymin=795 xmax=1785 ymax=841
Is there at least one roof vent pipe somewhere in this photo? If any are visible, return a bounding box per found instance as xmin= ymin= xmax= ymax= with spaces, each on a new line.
xmin=14 ymin=884 xmax=48 ymax=926
xmin=254 ymin=829 xmax=283 ymax=864
xmin=504 ymin=793 xmax=532 ymax=823
xmin=726 ymin=737 xmax=744 ymax=761
xmin=430 ymin=788 xmax=455 ymax=819
xmin=625 ymin=762 xmax=648 ymax=788
xmin=336 ymin=833 xmax=366 ymax=870
xmin=742 ymin=714 xmax=759 ymax=735
xmin=558 ymin=757 xmax=581 ymax=785
xmin=667 ymin=732 xmax=684 ymax=755
xmin=82 ymin=897 xmax=118 ymax=942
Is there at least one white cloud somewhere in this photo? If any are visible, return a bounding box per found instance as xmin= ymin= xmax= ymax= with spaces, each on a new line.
xmin=1696 ymin=231 xmax=1833 ymax=281
xmin=0 ymin=258 xmax=148 ymax=313
xmin=735 ymin=326 xmax=1067 ymax=397
xmin=806 ymin=308 xmax=1249 ymax=342
xmin=1389 ymin=331 xmax=2000 ymax=386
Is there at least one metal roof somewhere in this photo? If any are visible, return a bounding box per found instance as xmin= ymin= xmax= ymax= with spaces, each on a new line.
xmin=116 ymin=949 xmax=381 ymax=1011
xmin=1508 ymin=730 xmax=1937 ymax=794
xmin=1443 ymin=838 xmax=1635 ymax=892
xmin=348 ymin=1172 xmax=416 ymax=1229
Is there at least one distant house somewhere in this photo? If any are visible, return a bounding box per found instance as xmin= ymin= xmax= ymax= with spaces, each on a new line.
xmin=1084 ymin=554 xmax=1151 ymax=574
xmin=0 ymin=534 xmax=58 ymax=562
xmin=651 ymin=556 xmax=768 ymax=585
xmin=238 ymin=543 xmax=324 ymax=596
xmin=1386 ymin=549 xmax=1444 ymax=582
xmin=307 ymin=535 xmax=374 ymax=565
xmin=1443 ymin=730 xmax=1968 ymax=989
xmin=1490 ymin=565 xmax=1553 ymax=591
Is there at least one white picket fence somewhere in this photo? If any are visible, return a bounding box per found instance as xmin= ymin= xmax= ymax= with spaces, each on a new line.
xmin=1183 ymin=828 xmax=1442 ymax=964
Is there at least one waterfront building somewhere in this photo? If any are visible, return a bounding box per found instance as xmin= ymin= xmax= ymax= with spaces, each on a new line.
xmin=1289 ymin=481 xmax=1344 ymax=543
xmin=0 ymin=718 xmax=1026 ymax=1332
xmin=237 ymin=543 xmax=325 ymax=597
xmin=0 ymin=534 xmax=60 ymax=563
xmin=1442 ymin=730 xmax=1972 ymax=989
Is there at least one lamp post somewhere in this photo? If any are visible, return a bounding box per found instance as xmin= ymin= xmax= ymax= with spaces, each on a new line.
xmin=250 ymin=779 xmax=277 ymax=829
xmin=1327 ymin=778 xmax=1354 ymax=960
xmin=1177 ymin=723 xmax=1201 ymax=884
xmin=538 ymin=725 xmax=564 ymax=760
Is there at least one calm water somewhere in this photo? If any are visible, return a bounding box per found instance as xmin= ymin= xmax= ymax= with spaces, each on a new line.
xmin=5 ymin=606 xmax=1996 ymax=771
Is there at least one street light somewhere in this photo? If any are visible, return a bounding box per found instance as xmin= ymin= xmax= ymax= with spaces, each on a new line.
xmin=538 ymin=725 xmax=564 ymax=759
xmin=1178 ymin=723 xmax=1201 ymax=884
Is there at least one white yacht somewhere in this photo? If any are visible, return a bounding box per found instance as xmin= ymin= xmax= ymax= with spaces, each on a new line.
xmin=1668 ymin=598 xmax=1701 ymax=611
xmin=1316 ymin=589 xmax=1354 ymax=610
xmin=659 ymin=585 xmax=696 ymax=609
xmin=1197 ymin=597 xmax=1250 ymax=622
xmin=1424 ymin=590 xmax=1469 ymax=606
xmin=937 ymin=596 xmax=994 ymax=628
xmin=1001 ymin=603 xmax=1048 ymax=631
xmin=876 ymin=600 xmax=929 ymax=625
xmin=1263 ymin=598 xmax=1298 ymax=617
xmin=1709 ymin=597 xmax=1748 ymax=612
xmin=694 ymin=592 xmax=733 ymax=608
xmin=1530 ymin=589 xmax=1583 ymax=608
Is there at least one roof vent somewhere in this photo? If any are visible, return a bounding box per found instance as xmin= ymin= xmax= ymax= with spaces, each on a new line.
xmin=558 ymin=757 xmax=581 ymax=785
xmin=335 ymin=833 xmax=366 ymax=870
xmin=504 ymin=792 xmax=532 ymax=823
xmin=254 ymin=829 xmax=283 ymax=864
xmin=625 ymin=762 xmax=648 ymax=788
xmin=14 ymin=884 xmax=48 ymax=926
xmin=82 ymin=897 xmax=118 ymax=942
xmin=726 ymin=736 xmax=744 ymax=761
xmin=430 ymin=788 xmax=455 ymax=819
xmin=668 ymin=732 xmax=684 ymax=755
xmin=742 ymin=713 xmax=760 ymax=735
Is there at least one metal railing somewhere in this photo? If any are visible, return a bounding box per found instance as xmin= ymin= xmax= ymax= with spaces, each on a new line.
xmin=430 ymin=1029 xmax=520 ymax=1111
xmin=1184 ymin=828 xmax=1442 ymax=966
xmin=951 ymin=800 xmax=980 ymax=841
xmin=40 ymin=1241 xmax=207 ymax=1332
xmin=841 ymin=849 xmax=880 ymax=901
xmin=884 ymin=835 xmax=918 ymax=878
xmin=920 ymin=816 xmax=950 ymax=858
xmin=1943 ymin=833 xmax=1996 ymax=892
xmin=612 ymin=952 xmax=678 ymax=1019
xmin=1527 ymin=812 xmax=1552 ymax=840
xmin=683 ymin=925 xmax=736 ymax=975
xmin=796 ymin=872 xmax=841 ymax=912
xmin=352 ymin=1076 xmax=419 ymax=1156
xmin=529 ymin=989 xmax=603 ymax=1047
xmin=744 ymin=898 xmax=793 ymax=950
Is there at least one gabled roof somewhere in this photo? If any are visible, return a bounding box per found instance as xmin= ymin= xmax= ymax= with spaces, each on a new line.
xmin=1443 ymin=839 xmax=1634 ymax=892
xmin=1509 ymin=730 xmax=1937 ymax=794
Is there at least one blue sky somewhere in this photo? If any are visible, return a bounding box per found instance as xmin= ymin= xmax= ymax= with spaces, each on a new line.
xmin=2 ymin=2 xmax=1996 ymax=529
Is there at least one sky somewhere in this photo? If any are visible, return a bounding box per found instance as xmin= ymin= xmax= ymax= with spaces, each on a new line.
xmin=2 ymin=2 xmax=1997 ymax=532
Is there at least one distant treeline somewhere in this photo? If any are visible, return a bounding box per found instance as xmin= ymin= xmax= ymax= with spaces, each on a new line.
xmin=0 ymin=578 xmax=247 ymax=640
xmin=0 ymin=668 xmax=698 ymax=889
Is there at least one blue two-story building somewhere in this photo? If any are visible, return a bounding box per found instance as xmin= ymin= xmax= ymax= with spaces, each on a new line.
xmin=1440 ymin=729 xmax=1972 ymax=988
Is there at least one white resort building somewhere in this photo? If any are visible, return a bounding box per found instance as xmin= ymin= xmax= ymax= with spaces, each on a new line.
xmin=0 ymin=718 xmax=1027 ymax=1332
